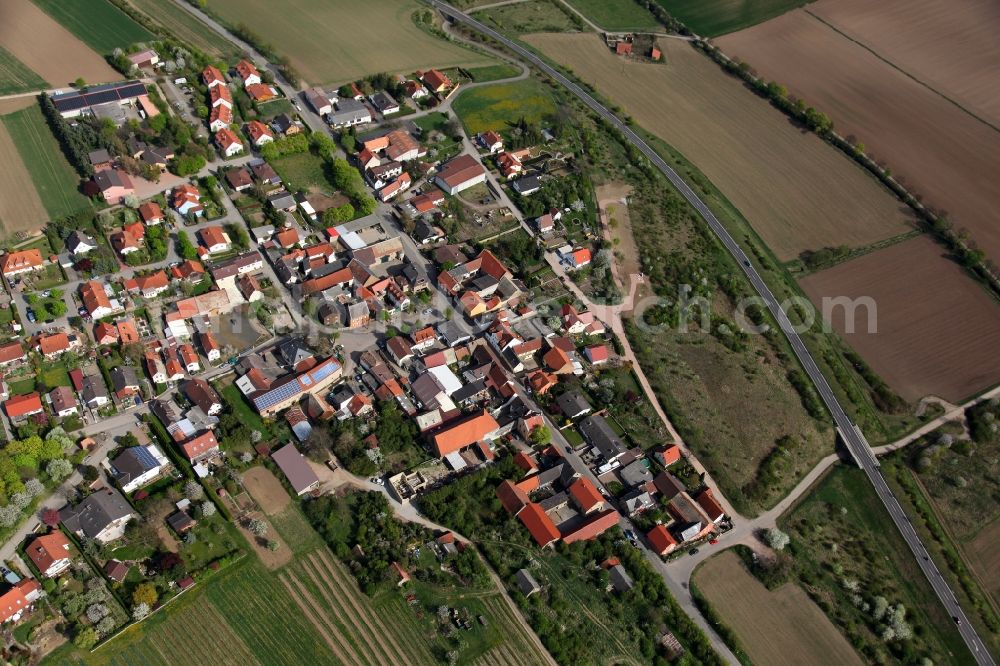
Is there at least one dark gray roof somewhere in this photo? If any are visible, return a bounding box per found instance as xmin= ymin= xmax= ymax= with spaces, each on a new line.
xmin=89 ymin=148 xmax=111 ymax=164
xmin=411 ymin=373 xmax=445 ymax=408
xmin=619 ymin=459 xmax=653 ymax=488
xmin=608 ymin=564 xmax=634 ymax=592
xmin=452 ymin=378 xmax=487 ymax=405
xmin=111 ymin=366 xmax=140 ymax=392
xmin=556 ymin=391 xmax=592 ymax=419
xmin=579 ymin=415 xmax=625 ymax=461
xmin=65 ymin=230 xmax=97 ymax=252
xmin=60 ymin=488 xmax=134 ymax=539
xmin=512 ymin=174 xmax=541 ymax=194
xmin=81 ymin=375 xmax=108 ymax=402
xmin=516 ymin=569 xmax=540 ymax=596
xmin=277 ymin=339 xmax=312 ymax=367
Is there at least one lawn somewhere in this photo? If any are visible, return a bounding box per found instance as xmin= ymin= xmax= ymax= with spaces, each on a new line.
xmin=2 ymin=105 xmax=91 ymax=220
xmin=654 ymin=0 xmax=811 ymax=36
xmin=781 ymin=465 xmax=971 ymax=664
xmin=0 ymin=46 xmax=47 ymax=95
xmin=128 ymin=0 xmax=241 ymax=59
xmin=466 ymin=63 xmax=522 ymax=83
xmin=269 ymin=151 xmax=334 ymax=194
xmin=452 ymin=78 xmax=558 ymax=135
xmin=203 ymin=0 xmax=494 ymax=86
xmin=38 ymin=365 xmax=71 ymax=389
xmin=563 ymin=0 xmax=661 ymax=31
xmin=7 ymin=377 xmax=35 ymax=395
xmin=255 ymin=98 xmax=293 ymax=120
xmin=32 ymin=0 xmax=154 ymax=54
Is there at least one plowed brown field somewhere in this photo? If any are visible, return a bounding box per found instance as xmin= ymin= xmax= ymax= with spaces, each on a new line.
xmin=800 ymin=236 xmax=1000 ymax=403
xmin=0 ymin=0 xmax=118 ymax=87
xmin=809 ymin=0 xmax=1000 ymax=126
xmin=717 ymin=8 xmax=1000 ymax=265
xmin=523 ymin=33 xmax=913 ymax=261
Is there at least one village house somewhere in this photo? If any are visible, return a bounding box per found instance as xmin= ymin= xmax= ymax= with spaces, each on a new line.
xmin=199 ymin=331 xmax=221 ymax=362
xmin=199 ymin=226 xmax=232 ymax=255
xmin=246 ymin=120 xmax=274 ymax=147
xmin=60 ymin=488 xmax=136 ymax=543
xmin=138 ymin=201 xmax=164 ymax=225
xmin=49 ymin=386 xmax=78 ymax=418
xmin=25 ymin=531 xmax=72 ymax=578
xmin=172 ymin=183 xmax=204 ymax=217
xmin=215 ymin=127 xmax=244 ymax=157
xmin=4 ymin=393 xmax=43 ymax=421
xmin=90 ymin=169 xmax=135 ymax=204
xmin=66 ymin=230 xmax=98 ymax=255
xmin=235 ymin=59 xmax=261 ymax=87
xmin=110 ymin=444 xmax=170 ymax=493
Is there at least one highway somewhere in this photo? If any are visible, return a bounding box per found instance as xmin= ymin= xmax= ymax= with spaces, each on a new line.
xmin=428 ymin=2 xmax=995 ymax=663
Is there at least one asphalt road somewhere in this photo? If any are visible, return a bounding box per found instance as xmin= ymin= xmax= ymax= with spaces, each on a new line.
xmin=429 ymin=2 xmax=996 ymax=663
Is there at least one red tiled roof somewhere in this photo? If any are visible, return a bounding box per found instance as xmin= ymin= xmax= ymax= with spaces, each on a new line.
xmin=247 ymin=120 xmax=273 ymax=143
xmin=215 ymin=127 xmax=241 ymax=149
xmin=561 ymin=509 xmax=619 ymax=544
xmin=246 ymin=84 xmax=275 ymax=102
xmin=543 ymin=346 xmax=572 ymax=372
xmin=497 ymin=480 xmax=529 ymax=514
xmin=235 ymin=59 xmax=259 ymax=81
xmin=209 ymin=84 xmax=232 ymax=106
xmin=4 ymin=392 xmax=42 ymax=418
xmin=202 ymin=65 xmax=224 ymax=86
xmin=568 ymin=477 xmax=604 ymax=513
xmin=513 ymin=451 xmax=537 ymax=473
xmin=657 ymin=444 xmax=681 ymax=466
xmin=0 ymin=249 xmax=43 ymax=275
xmin=180 ymin=431 xmax=218 ymax=460
xmin=0 ymin=585 xmax=27 ymax=623
xmin=38 ymin=333 xmax=70 ymax=356
xmin=647 ymin=525 xmax=677 ymax=555
xmin=0 ymin=342 xmax=25 ymax=364
xmin=138 ymin=201 xmax=163 ymax=223
xmin=432 ymin=409 xmax=499 ymax=457
xmin=26 ymin=531 xmax=70 ymax=574
xmin=518 ymin=503 xmax=560 ymax=547
xmin=696 ymin=489 xmax=726 ymax=522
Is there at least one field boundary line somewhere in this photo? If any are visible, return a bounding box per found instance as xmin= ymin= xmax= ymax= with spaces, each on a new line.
xmin=304 ymin=552 xmax=415 ymax=666
xmin=803 ymin=9 xmax=1000 ymax=137
xmin=280 ymin=572 xmax=360 ymax=666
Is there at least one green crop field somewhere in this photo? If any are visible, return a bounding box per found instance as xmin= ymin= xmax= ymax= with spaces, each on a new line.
xmin=204 ymin=0 xmax=494 ymax=85
xmin=655 ymin=0 xmax=811 ymax=36
xmin=2 ymin=105 xmax=90 ymax=220
xmin=563 ymin=0 xmax=661 ymax=31
xmin=452 ymin=78 xmax=557 ymax=135
xmin=0 ymin=46 xmax=47 ymax=95
xmin=128 ymin=0 xmax=240 ymax=59
xmin=32 ymin=0 xmax=154 ymax=54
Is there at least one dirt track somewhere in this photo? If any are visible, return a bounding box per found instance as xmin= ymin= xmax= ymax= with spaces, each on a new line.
xmin=0 ymin=0 xmax=118 ymax=87
xmin=717 ymin=9 xmax=1000 ymax=266
xmin=524 ymin=32 xmax=913 ymax=261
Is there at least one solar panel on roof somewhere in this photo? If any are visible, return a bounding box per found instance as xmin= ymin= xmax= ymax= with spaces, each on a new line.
xmin=254 ymin=381 xmax=301 ymax=410
xmin=53 ymin=97 xmax=89 ymax=112
xmin=117 ymin=82 xmax=147 ymax=98
xmin=87 ymin=90 xmax=118 ymax=105
xmin=311 ymin=361 xmax=338 ymax=382
xmin=300 ymin=375 xmax=312 ymax=386
xmin=133 ymin=447 xmax=158 ymax=470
